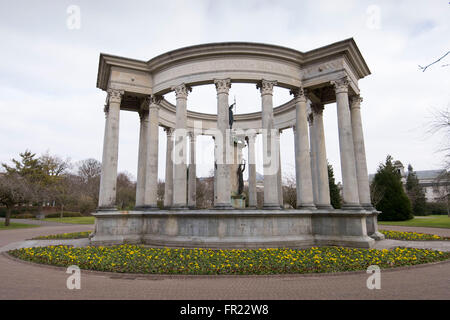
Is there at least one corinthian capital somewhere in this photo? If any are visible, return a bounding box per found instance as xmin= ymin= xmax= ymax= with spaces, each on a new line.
xmin=214 ymin=78 xmax=231 ymax=94
xmin=350 ymin=95 xmax=363 ymax=109
xmin=311 ymin=103 xmax=324 ymax=115
xmin=107 ymin=89 xmax=124 ymax=104
xmin=164 ymin=126 xmax=174 ymax=137
xmin=172 ymin=83 xmax=192 ymax=99
xmin=149 ymin=95 xmax=163 ymax=110
xmin=257 ymin=79 xmax=277 ymax=96
xmin=331 ymin=77 xmax=349 ymax=94
xmin=289 ymin=87 xmax=308 ymax=102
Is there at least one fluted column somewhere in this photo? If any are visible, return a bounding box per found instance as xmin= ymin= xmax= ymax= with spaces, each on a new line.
xmin=143 ymin=95 xmax=161 ymax=209
xmin=213 ymin=79 xmax=233 ymax=209
xmin=135 ymin=106 xmax=149 ymax=208
xmin=246 ymin=134 xmax=257 ymax=208
xmin=164 ymin=127 xmax=174 ymax=207
xmin=172 ymin=84 xmax=191 ymax=208
xmin=332 ymin=77 xmax=360 ymax=208
xmin=98 ymin=89 xmax=123 ymax=210
xmin=307 ymin=114 xmax=319 ymax=205
xmin=257 ymin=79 xmax=281 ymax=209
xmin=291 ymin=88 xmax=316 ymax=209
xmin=350 ymin=95 xmax=373 ymax=209
xmin=311 ymin=103 xmax=332 ymax=209
xmin=188 ymin=132 xmax=197 ymax=208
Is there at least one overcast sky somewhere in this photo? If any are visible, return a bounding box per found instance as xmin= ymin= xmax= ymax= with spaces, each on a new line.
xmin=0 ymin=0 xmax=449 ymax=183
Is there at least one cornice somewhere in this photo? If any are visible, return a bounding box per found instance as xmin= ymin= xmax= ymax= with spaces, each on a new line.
xmin=96 ymin=38 xmax=371 ymax=92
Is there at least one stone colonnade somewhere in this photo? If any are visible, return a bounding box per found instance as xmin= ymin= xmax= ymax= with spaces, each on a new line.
xmin=98 ymin=77 xmax=373 ymax=212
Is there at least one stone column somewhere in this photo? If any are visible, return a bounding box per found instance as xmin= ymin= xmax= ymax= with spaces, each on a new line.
xmin=135 ymin=106 xmax=149 ymax=208
xmin=311 ymin=103 xmax=332 ymax=209
xmin=307 ymin=114 xmax=319 ymax=205
xmin=164 ymin=127 xmax=174 ymax=207
xmin=213 ymin=79 xmax=233 ymax=209
xmin=188 ymin=132 xmax=197 ymax=208
xmin=171 ymin=83 xmax=191 ymax=208
xmin=143 ymin=95 xmax=161 ymax=209
xmin=246 ymin=134 xmax=257 ymax=208
xmin=98 ymin=89 xmax=123 ymax=210
xmin=277 ymin=130 xmax=283 ymax=207
xmin=290 ymin=88 xmax=316 ymax=209
xmin=332 ymin=78 xmax=360 ymax=209
xmin=350 ymin=95 xmax=373 ymax=209
xmin=257 ymin=79 xmax=281 ymax=209
xmin=213 ymin=135 xmax=217 ymax=206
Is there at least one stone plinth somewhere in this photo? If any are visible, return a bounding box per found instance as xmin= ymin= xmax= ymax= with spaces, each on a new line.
xmin=91 ymin=209 xmax=377 ymax=248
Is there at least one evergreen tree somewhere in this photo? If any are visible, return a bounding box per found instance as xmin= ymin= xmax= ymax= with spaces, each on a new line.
xmin=371 ymin=155 xmax=413 ymax=221
xmin=328 ymin=163 xmax=342 ymax=209
xmin=405 ymin=164 xmax=427 ymax=216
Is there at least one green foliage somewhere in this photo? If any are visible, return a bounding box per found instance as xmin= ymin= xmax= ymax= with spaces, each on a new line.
xmin=405 ymin=164 xmax=427 ymax=216
xmin=371 ymin=155 xmax=413 ymax=221
xmin=45 ymin=211 xmax=83 ymax=218
xmin=379 ymin=230 xmax=448 ymax=241
xmin=328 ymin=163 xmax=342 ymax=209
xmin=2 ymin=150 xmax=45 ymax=184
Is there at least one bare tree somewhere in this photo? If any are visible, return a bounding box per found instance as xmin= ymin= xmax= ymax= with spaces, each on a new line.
xmin=419 ymin=51 xmax=450 ymax=72
xmin=426 ymin=107 xmax=450 ymax=170
xmin=0 ymin=173 xmax=35 ymax=226
xmin=370 ymin=181 xmax=385 ymax=208
xmin=283 ymin=174 xmax=297 ymax=209
xmin=77 ymin=158 xmax=101 ymax=206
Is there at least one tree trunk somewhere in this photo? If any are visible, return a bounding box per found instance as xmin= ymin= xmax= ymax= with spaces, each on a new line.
xmin=60 ymin=204 xmax=64 ymax=219
xmin=4 ymin=207 xmax=11 ymax=227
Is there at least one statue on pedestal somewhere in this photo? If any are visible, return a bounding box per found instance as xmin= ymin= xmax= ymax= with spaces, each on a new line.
xmin=237 ymin=159 xmax=246 ymax=195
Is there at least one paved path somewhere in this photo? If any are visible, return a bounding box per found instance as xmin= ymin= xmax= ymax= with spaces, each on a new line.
xmin=379 ymin=225 xmax=450 ymax=237
xmin=0 ymin=224 xmax=449 ymax=300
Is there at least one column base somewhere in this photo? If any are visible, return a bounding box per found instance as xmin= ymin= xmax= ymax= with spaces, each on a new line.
xmin=315 ymin=204 xmax=334 ymax=210
xmin=361 ymin=203 xmax=376 ymax=211
xmin=296 ymin=204 xmax=317 ymax=210
xmin=263 ymin=203 xmax=282 ymax=210
xmin=136 ymin=205 xmax=159 ymax=211
xmin=170 ymin=205 xmax=189 ymax=211
xmin=214 ymin=203 xmax=234 ymax=210
xmin=97 ymin=206 xmax=117 ymax=212
xmin=341 ymin=203 xmax=363 ymax=210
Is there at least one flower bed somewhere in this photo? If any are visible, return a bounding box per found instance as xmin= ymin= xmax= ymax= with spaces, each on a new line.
xmin=31 ymin=231 xmax=91 ymax=240
xmin=8 ymin=245 xmax=450 ymax=275
xmin=379 ymin=230 xmax=449 ymax=241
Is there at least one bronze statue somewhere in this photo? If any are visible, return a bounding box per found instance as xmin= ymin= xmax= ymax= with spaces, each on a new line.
xmin=229 ymin=102 xmax=235 ymax=129
xmin=237 ymin=159 xmax=246 ymax=195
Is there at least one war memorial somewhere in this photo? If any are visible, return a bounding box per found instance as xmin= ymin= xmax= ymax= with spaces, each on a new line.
xmin=91 ymin=38 xmax=385 ymax=248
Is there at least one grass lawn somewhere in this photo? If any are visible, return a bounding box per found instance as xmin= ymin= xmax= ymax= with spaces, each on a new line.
xmin=379 ymin=215 xmax=450 ymax=229
xmin=42 ymin=216 xmax=95 ymax=225
xmin=0 ymin=222 xmax=39 ymax=230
